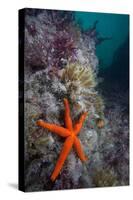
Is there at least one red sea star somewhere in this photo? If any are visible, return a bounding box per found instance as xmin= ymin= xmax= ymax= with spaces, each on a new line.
xmin=36 ymin=98 xmax=88 ymax=182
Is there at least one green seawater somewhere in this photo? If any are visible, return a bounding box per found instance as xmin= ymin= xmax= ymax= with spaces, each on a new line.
xmin=75 ymin=12 xmax=129 ymax=68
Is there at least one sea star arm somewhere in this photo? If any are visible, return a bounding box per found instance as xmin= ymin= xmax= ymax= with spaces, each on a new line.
xmin=51 ymin=136 xmax=74 ymax=181
xmin=74 ymin=137 xmax=87 ymax=161
xmin=73 ymin=112 xmax=88 ymax=135
xmin=64 ymin=98 xmax=73 ymax=131
xmin=37 ymin=120 xmax=70 ymax=137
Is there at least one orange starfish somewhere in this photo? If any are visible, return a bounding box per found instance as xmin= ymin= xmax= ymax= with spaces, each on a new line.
xmin=36 ymin=98 xmax=88 ymax=182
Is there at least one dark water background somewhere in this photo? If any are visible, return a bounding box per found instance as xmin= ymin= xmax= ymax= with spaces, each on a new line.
xmin=75 ymin=12 xmax=129 ymax=68
xmin=75 ymin=12 xmax=129 ymax=91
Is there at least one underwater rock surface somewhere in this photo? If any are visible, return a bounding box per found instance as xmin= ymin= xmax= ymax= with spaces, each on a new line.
xmin=23 ymin=9 xmax=129 ymax=191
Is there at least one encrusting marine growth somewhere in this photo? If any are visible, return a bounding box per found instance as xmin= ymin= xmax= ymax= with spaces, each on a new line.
xmin=36 ymin=98 xmax=88 ymax=181
xmin=24 ymin=10 xmax=129 ymax=190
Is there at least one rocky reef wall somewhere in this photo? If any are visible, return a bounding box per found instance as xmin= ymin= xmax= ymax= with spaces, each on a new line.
xmin=21 ymin=9 xmax=129 ymax=191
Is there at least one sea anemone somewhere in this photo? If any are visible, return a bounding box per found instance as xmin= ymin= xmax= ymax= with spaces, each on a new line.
xmin=62 ymin=63 xmax=96 ymax=89
xmin=61 ymin=63 xmax=104 ymax=119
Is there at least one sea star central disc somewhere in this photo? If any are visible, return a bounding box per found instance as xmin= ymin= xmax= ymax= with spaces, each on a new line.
xmin=36 ymin=98 xmax=88 ymax=182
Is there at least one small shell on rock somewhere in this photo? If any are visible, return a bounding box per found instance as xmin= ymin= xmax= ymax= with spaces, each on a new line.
xmin=96 ymin=118 xmax=105 ymax=129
